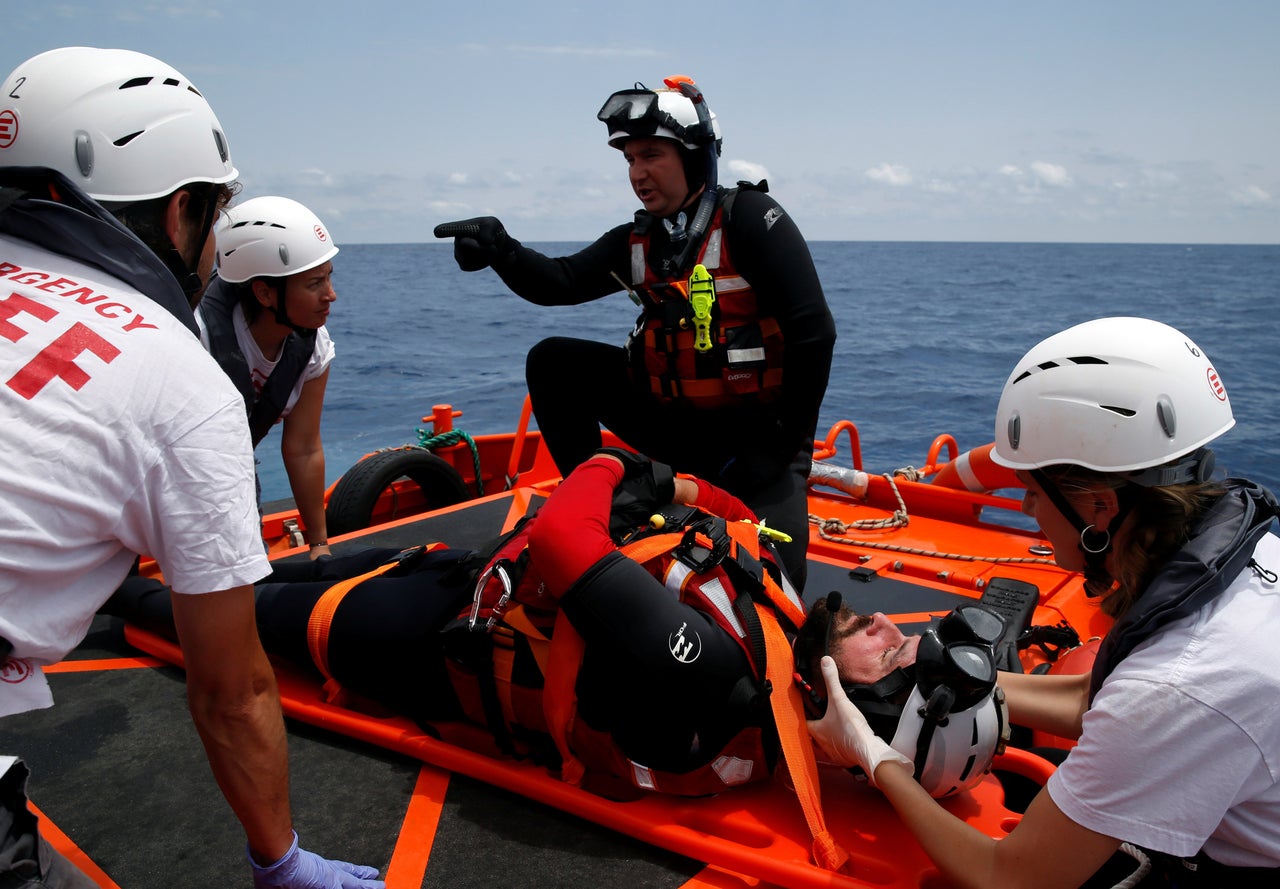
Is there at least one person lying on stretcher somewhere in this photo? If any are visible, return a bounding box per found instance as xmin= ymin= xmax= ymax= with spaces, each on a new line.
xmin=107 ymin=450 xmax=1012 ymax=800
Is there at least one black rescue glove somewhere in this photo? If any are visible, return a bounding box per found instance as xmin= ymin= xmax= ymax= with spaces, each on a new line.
xmin=433 ymin=217 xmax=517 ymax=272
xmin=595 ymin=447 xmax=676 ymax=541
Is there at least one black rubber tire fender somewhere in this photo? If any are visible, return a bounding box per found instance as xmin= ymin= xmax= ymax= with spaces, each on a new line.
xmin=325 ymin=447 xmax=471 ymax=537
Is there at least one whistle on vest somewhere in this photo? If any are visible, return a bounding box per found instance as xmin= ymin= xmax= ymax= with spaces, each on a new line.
xmin=687 ymin=263 xmax=716 ymax=352
xmin=749 ymin=519 xmax=793 ymax=544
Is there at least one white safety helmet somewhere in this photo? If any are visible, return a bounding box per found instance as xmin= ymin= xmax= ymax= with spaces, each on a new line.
xmin=991 ymin=317 xmax=1235 ymax=484
xmin=215 ymin=196 xmax=339 ymax=283
xmin=598 ymin=85 xmax=722 ymax=153
xmin=0 ymin=47 xmax=236 ymax=203
xmin=890 ymin=686 xmax=1009 ymax=798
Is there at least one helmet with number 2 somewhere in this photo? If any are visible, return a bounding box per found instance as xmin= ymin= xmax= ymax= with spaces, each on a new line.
xmin=0 ymin=46 xmax=236 ymax=203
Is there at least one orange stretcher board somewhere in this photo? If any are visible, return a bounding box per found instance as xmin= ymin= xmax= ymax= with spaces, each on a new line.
xmin=123 ymin=624 xmax=1052 ymax=889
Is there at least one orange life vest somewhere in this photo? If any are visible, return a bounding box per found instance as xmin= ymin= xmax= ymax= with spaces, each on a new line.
xmin=305 ymin=516 xmax=849 ymax=870
xmin=625 ymin=187 xmax=786 ymax=409
xmin=444 ymin=509 xmax=805 ymax=796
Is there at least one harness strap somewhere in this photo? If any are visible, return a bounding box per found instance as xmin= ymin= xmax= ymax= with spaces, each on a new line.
xmin=619 ymin=530 xmax=684 ymax=565
xmin=305 ymin=545 xmax=447 ymax=699
xmin=722 ymin=522 xmax=806 ymax=628
xmin=756 ymin=600 xmax=850 ymax=873
xmin=542 ymin=609 xmax=587 ymax=786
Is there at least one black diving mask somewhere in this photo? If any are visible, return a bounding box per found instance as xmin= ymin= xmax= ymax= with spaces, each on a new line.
xmin=598 ymin=87 xmax=705 ymax=145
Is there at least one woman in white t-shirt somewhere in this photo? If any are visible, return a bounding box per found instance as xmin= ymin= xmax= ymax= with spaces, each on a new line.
xmin=807 ymin=317 xmax=1280 ymax=888
xmin=198 ymin=196 xmax=338 ymax=558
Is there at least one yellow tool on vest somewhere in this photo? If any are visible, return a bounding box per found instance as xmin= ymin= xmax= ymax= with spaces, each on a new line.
xmin=688 ymin=263 xmax=716 ymax=352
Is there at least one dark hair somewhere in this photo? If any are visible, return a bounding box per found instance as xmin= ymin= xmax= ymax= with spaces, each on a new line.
xmin=792 ymin=595 xmax=873 ymax=693
xmin=1038 ymin=465 xmax=1226 ymax=617
xmin=112 ymin=180 xmax=239 ymax=262
xmin=237 ymin=276 xmax=287 ymax=324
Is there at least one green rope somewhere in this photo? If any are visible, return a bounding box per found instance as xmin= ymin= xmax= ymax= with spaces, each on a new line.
xmin=415 ymin=427 xmax=484 ymax=497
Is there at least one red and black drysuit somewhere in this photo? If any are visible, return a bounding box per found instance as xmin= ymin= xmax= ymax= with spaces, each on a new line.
xmin=494 ymin=185 xmax=836 ymax=589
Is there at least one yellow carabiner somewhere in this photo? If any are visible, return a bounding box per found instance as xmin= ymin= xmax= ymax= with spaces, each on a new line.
xmin=688 ymin=263 xmax=716 ymax=352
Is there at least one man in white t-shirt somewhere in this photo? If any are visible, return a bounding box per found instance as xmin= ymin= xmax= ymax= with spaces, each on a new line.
xmin=0 ymin=48 xmax=383 ymax=888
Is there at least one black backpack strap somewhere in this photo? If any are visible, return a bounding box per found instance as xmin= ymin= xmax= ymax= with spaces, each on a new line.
xmin=198 ymin=274 xmax=320 ymax=446
xmin=248 ymin=328 xmax=317 ymax=446
xmin=0 ymin=167 xmax=200 ymax=336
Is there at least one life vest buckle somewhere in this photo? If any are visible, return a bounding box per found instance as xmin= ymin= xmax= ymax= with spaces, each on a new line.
xmin=674 ymin=516 xmax=731 ymax=573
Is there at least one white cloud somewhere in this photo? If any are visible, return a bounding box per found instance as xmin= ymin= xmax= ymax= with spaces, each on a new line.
xmin=511 ymin=45 xmax=662 ymax=57
xmin=448 ymin=172 xmax=470 ymax=185
xmin=426 ymin=201 xmax=474 ymax=215
xmin=727 ymin=159 xmax=770 ymax=182
xmin=298 ymin=168 xmax=334 ymax=187
xmin=1030 ymin=161 xmax=1072 ymax=187
xmin=999 ymin=164 xmax=1023 ymax=178
xmin=920 ymin=178 xmax=957 ymax=194
xmin=865 ymin=162 xmax=913 ymax=186
xmin=1232 ymin=184 xmax=1272 ymax=206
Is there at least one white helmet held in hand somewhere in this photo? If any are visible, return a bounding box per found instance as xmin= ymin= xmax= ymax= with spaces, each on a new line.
xmin=215 ymin=196 xmax=339 ymax=283
xmin=991 ymin=317 xmax=1234 ymax=484
xmin=890 ymin=686 xmax=1009 ymax=798
xmin=0 ymin=47 xmax=236 ymax=202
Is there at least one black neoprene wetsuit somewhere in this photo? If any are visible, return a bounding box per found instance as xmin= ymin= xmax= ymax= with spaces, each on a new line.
xmin=106 ymin=461 xmax=770 ymax=776
xmin=495 ymin=186 xmax=836 ymax=588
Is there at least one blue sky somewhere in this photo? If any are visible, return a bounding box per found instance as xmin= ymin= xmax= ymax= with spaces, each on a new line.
xmin=4 ymin=1 xmax=1277 ymax=245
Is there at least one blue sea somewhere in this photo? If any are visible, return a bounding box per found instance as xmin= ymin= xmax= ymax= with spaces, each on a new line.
xmin=255 ymin=242 xmax=1280 ymax=503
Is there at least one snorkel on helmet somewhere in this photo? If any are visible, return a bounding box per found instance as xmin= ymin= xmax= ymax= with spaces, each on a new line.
xmin=794 ymin=593 xmax=1010 ymax=798
xmin=597 ymin=75 xmax=720 ymax=272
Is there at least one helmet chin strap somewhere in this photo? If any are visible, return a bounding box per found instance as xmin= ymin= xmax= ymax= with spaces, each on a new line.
xmin=176 ymin=183 xmax=223 ymax=307
xmin=1028 ymin=469 xmax=1135 ymax=595
xmin=269 ymin=279 xmax=317 ymax=336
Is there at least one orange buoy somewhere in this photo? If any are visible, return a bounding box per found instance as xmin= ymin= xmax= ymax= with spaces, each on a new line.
xmin=931 ymin=442 xmax=1022 ymax=493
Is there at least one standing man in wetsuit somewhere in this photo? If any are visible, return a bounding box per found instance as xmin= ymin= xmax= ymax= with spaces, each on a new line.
xmin=0 ymin=48 xmax=381 ymax=888
xmin=435 ymin=76 xmax=835 ymax=589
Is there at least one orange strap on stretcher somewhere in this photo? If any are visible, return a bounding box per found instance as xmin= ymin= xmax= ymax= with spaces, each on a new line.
xmin=756 ymin=601 xmax=850 ymax=872
xmin=305 ymin=546 xmax=446 ymax=693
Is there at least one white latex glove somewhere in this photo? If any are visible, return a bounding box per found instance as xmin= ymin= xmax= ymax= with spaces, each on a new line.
xmin=249 ymin=832 xmax=385 ymax=888
xmin=807 ymin=656 xmax=915 ymax=787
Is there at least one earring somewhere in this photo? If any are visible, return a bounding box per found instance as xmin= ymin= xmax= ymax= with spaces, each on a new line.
xmin=1080 ymin=524 xmax=1111 ymax=554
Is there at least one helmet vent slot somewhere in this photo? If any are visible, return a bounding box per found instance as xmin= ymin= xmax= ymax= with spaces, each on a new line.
xmin=1156 ymin=397 xmax=1177 ymax=437
xmin=213 ymin=128 xmax=229 ymax=163
xmin=1100 ymin=405 xmax=1136 ymax=417
xmin=113 ymin=131 xmax=143 ymax=147
xmin=119 ymin=77 xmax=153 ymax=90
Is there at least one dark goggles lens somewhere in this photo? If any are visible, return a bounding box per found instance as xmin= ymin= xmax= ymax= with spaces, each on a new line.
xmin=939 ymin=604 xmax=1006 ymax=647
xmin=915 ymin=630 xmax=998 ymax=708
xmin=947 ymin=643 xmax=997 ymax=685
xmin=598 ymin=90 xmax=659 ymax=130
xmin=597 ymin=88 xmax=694 ymax=143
